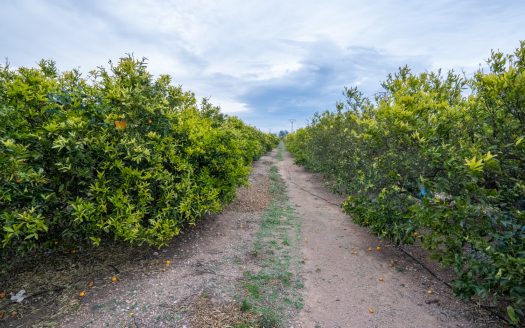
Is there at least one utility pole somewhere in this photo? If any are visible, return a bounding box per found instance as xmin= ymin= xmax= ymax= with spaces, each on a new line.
xmin=288 ymin=119 xmax=296 ymax=132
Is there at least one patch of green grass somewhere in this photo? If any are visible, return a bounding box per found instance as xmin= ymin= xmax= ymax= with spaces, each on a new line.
xmin=283 ymin=297 xmax=304 ymax=309
xmin=246 ymin=282 xmax=261 ymax=299
xmin=268 ymin=166 xmax=287 ymax=199
xmin=275 ymin=142 xmax=284 ymax=161
xmin=258 ymin=310 xmax=282 ymax=328
xmin=238 ymin=164 xmax=303 ymax=327
xmin=234 ymin=324 xmax=251 ymax=328
xmin=240 ymin=299 xmax=252 ymax=312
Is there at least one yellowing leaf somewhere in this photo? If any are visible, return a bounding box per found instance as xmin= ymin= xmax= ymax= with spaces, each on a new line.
xmin=483 ymin=151 xmax=496 ymax=162
xmin=464 ymin=156 xmax=484 ymax=173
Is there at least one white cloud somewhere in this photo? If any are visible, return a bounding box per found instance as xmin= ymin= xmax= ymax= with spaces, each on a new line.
xmin=209 ymin=98 xmax=250 ymax=114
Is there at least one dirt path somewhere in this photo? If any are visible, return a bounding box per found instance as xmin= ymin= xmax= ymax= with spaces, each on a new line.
xmin=278 ymin=150 xmax=501 ymax=328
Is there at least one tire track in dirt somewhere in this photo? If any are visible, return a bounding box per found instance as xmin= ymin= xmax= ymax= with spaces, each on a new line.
xmin=278 ymin=150 xmax=501 ymax=328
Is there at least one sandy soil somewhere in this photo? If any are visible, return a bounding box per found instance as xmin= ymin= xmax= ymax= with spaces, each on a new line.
xmin=278 ymin=150 xmax=503 ymax=328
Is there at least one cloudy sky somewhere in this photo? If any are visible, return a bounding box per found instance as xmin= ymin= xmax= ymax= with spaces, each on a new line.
xmin=1 ymin=0 xmax=524 ymax=132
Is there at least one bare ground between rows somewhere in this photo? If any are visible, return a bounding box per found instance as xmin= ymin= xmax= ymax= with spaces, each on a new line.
xmin=0 ymin=151 xmax=276 ymax=328
xmin=278 ymin=150 xmax=505 ymax=328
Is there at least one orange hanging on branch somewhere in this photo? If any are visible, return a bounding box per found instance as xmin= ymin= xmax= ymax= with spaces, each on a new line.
xmin=114 ymin=120 xmax=127 ymax=129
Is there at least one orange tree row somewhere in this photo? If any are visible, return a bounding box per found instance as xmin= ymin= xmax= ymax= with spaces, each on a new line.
xmin=286 ymin=43 xmax=525 ymax=324
xmin=0 ymin=56 xmax=278 ymax=256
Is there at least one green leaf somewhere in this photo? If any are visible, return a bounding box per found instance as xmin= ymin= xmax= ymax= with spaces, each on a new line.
xmin=507 ymin=305 xmax=518 ymax=325
xmin=89 ymin=236 xmax=101 ymax=247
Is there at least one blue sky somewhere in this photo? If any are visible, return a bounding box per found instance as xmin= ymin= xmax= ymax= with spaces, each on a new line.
xmin=1 ymin=0 xmax=524 ymax=132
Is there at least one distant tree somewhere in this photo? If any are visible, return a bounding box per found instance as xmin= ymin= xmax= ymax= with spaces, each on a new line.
xmin=278 ymin=130 xmax=289 ymax=139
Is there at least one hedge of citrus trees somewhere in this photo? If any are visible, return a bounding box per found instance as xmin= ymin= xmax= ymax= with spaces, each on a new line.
xmin=0 ymin=56 xmax=278 ymax=257
xmin=286 ymin=43 xmax=525 ymax=324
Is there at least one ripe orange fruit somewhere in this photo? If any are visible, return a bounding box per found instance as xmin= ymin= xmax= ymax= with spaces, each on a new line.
xmin=114 ymin=120 xmax=127 ymax=129
xmin=165 ymin=260 xmax=171 ymax=267
xmin=111 ymin=276 xmax=118 ymax=283
xmin=79 ymin=291 xmax=86 ymax=297
xmin=376 ymin=246 xmax=381 ymax=251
